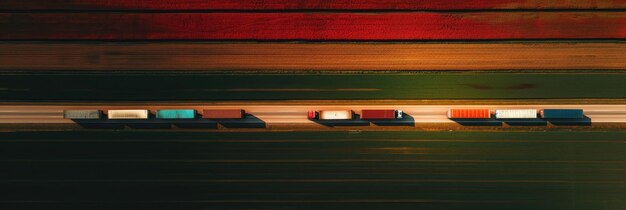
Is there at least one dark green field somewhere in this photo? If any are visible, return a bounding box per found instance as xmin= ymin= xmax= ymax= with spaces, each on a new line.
xmin=2 ymin=71 xmax=626 ymax=101
xmin=2 ymin=131 xmax=626 ymax=209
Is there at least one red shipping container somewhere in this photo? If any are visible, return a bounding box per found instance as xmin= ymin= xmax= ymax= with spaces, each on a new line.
xmin=361 ymin=110 xmax=399 ymax=120
xmin=447 ymin=109 xmax=491 ymax=119
xmin=202 ymin=109 xmax=245 ymax=119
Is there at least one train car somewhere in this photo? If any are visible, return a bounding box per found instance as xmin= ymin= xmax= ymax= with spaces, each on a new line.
xmin=63 ymin=110 xmax=102 ymax=119
xmin=202 ymin=109 xmax=245 ymax=119
xmin=360 ymin=109 xmax=403 ymax=120
xmin=541 ymin=109 xmax=584 ymax=119
xmin=447 ymin=109 xmax=491 ymax=119
xmin=495 ymin=109 xmax=537 ymax=119
xmin=308 ymin=110 xmax=353 ymax=120
xmin=156 ymin=109 xmax=196 ymax=119
xmin=107 ymin=110 xmax=149 ymax=119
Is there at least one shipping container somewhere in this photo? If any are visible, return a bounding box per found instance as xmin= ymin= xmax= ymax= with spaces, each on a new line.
xmin=541 ymin=109 xmax=584 ymax=119
xmin=156 ymin=109 xmax=196 ymax=119
xmin=107 ymin=110 xmax=149 ymax=119
xmin=361 ymin=109 xmax=403 ymax=120
xmin=495 ymin=109 xmax=537 ymax=119
xmin=447 ymin=109 xmax=491 ymax=119
xmin=63 ymin=110 xmax=102 ymax=119
xmin=202 ymin=109 xmax=245 ymax=119
xmin=308 ymin=110 xmax=353 ymax=120
xmin=320 ymin=110 xmax=353 ymax=120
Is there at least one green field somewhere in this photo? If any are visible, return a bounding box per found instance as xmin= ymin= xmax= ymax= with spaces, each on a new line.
xmin=2 ymin=131 xmax=626 ymax=209
xmin=2 ymin=71 xmax=626 ymax=100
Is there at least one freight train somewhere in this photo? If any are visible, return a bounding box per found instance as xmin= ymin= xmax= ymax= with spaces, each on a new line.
xmin=446 ymin=108 xmax=584 ymax=119
xmin=64 ymin=108 xmax=586 ymax=124
xmin=306 ymin=109 xmax=404 ymax=120
xmin=64 ymin=109 xmax=246 ymax=120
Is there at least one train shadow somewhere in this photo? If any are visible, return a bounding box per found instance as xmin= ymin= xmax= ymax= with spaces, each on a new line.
xmin=547 ymin=116 xmax=592 ymax=126
xmin=73 ymin=114 xmax=591 ymax=129
xmin=73 ymin=113 xmax=267 ymax=129
xmin=73 ymin=116 xmax=267 ymax=129
xmin=72 ymin=119 xmax=125 ymax=129
xmin=73 ymin=119 xmax=174 ymax=129
xmin=500 ymin=119 xmax=548 ymax=126
xmin=125 ymin=120 xmax=171 ymax=129
xmin=72 ymin=115 xmax=222 ymax=129
xmin=171 ymin=119 xmax=218 ymax=129
xmin=218 ymin=114 xmax=266 ymax=128
xmin=451 ymin=118 xmax=503 ymax=126
xmin=369 ymin=114 xmax=415 ymax=127
xmin=453 ymin=115 xmax=592 ymax=127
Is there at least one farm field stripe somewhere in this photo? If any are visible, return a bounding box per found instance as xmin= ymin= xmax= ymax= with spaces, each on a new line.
xmin=0 ymin=12 xmax=624 ymax=40
xmin=3 ymin=72 xmax=626 ymax=100
xmin=1 ymin=0 xmax=625 ymax=11
xmin=1 ymin=42 xmax=625 ymax=71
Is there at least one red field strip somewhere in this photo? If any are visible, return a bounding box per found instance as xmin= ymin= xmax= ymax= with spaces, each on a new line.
xmin=1 ymin=0 xmax=625 ymax=10
xmin=1 ymin=12 xmax=624 ymax=40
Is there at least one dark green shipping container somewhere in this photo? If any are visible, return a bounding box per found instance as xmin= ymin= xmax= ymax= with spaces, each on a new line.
xmin=63 ymin=110 xmax=102 ymax=119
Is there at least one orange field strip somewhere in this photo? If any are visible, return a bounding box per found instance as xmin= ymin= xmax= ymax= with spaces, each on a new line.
xmin=1 ymin=42 xmax=625 ymax=71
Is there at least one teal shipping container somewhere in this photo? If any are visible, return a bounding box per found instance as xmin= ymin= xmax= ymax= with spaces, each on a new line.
xmin=156 ymin=109 xmax=196 ymax=119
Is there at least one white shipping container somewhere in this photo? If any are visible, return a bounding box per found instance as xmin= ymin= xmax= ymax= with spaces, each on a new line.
xmin=495 ymin=109 xmax=537 ymax=119
xmin=319 ymin=110 xmax=353 ymax=120
xmin=108 ymin=110 xmax=149 ymax=119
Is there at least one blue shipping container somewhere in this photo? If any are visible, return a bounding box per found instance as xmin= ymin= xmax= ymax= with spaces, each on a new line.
xmin=541 ymin=109 xmax=584 ymax=119
xmin=156 ymin=109 xmax=196 ymax=119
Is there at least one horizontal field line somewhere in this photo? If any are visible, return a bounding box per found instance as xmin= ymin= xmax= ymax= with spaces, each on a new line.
xmin=2 ymin=159 xmax=624 ymax=163
xmin=3 ymin=179 xmax=626 ymax=184
xmin=0 ymin=139 xmax=621 ymax=143
xmin=3 ymin=9 xmax=626 ymax=13
xmin=2 ymin=0 xmax=625 ymax=11
xmin=1 ymin=42 xmax=625 ymax=71
xmin=1 ymin=12 xmax=624 ymax=40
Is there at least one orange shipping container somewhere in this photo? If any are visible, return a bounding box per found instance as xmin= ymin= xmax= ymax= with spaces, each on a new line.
xmin=447 ymin=109 xmax=491 ymax=119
